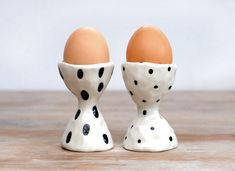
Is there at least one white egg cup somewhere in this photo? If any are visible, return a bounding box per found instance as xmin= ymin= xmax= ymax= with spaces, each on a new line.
xmin=58 ymin=62 xmax=114 ymax=152
xmin=122 ymin=62 xmax=178 ymax=152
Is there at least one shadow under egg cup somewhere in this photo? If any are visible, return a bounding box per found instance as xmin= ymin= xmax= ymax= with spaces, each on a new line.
xmin=122 ymin=62 xmax=178 ymax=152
xmin=58 ymin=62 xmax=114 ymax=152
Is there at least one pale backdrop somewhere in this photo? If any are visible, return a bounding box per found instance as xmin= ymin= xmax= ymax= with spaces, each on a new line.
xmin=0 ymin=0 xmax=235 ymax=90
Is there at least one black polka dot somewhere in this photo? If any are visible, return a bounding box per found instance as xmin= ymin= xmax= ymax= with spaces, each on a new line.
xmin=154 ymin=85 xmax=158 ymax=89
xmin=169 ymin=136 xmax=173 ymax=141
xmin=98 ymin=67 xmax=104 ymax=78
xmin=150 ymin=126 xmax=155 ymax=130
xmin=138 ymin=139 xmax=141 ymax=143
xmin=125 ymin=136 xmax=127 ymax=140
xmin=81 ymin=90 xmax=89 ymax=100
xmin=77 ymin=69 xmax=83 ymax=79
xmin=66 ymin=131 xmax=72 ymax=143
xmin=168 ymin=86 xmax=172 ymax=90
xmin=58 ymin=67 xmax=64 ymax=79
xmin=148 ymin=69 xmax=153 ymax=74
xmin=82 ymin=124 xmax=90 ymax=136
xmin=98 ymin=82 xmax=104 ymax=92
xmin=168 ymin=67 xmax=171 ymax=72
xmin=142 ymin=100 xmax=146 ymax=103
xmin=75 ymin=109 xmax=80 ymax=120
xmin=143 ymin=110 xmax=147 ymax=115
xmin=129 ymin=91 xmax=133 ymax=96
xmin=123 ymin=66 xmax=125 ymax=71
xmin=156 ymin=99 xmax=160 ymax=103
xmin=134 ymin=80 xmax=138 ymax=85
xmin=131 ymin=125 xmax=134 ymax=128
xmin=92 ymin=106 xmax=99 ymax=118
xmin=103 ymin=134 xmax=109 ymax=144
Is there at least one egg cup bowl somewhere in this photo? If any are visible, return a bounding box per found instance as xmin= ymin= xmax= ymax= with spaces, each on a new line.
xmin=58 ymin=62 xmax=114 ymax=152
xmin=122 ymin=62 xmax=178 ymax=152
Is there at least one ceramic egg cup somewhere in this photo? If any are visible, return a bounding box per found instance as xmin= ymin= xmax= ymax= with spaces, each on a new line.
xmin=58 ymin=62 xmax=114 ymax=152
xmin=122 ymin=62 xmax=178 ymax=152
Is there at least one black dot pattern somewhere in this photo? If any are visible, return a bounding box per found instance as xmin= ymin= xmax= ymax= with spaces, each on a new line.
xmin=98 ymin=67 xmax=104 ymax=78
xmin=75 ymin=109 xmax=80 ymax=120
xmin=58 ymin=67 xmax=63 ymax=79
xmin=103 ymin=134 xmax=109 ymax=144
xmin=154 ymin=85 xmax=158 ymax=89
xmin=92 ymin=106 xmax=99 ymax=118
xmin=148 ymin=69 xmax=153 ymax=74
xmin=98 ymin=82 xmax=104 ymax=92
xmin=134 ymin=80 xmax=138 ymax=85
xmin=129 ymin=91 xmax=133 ymax=96
xmin=66 ymin=131 xmax=72 ymax=143
xmin=169 ymin=136 xmax=173 ymax=141
xmin=77 ymin=69 xmax=83 ymax=79
xmin=123 ymin=65 xmax=177 ymax=148
xmin=80 ymin=90 xmax=89 ymax=100
xmin=143 ymin=110 xmax=147 ymax=115
xmin=82 ymin=124 xmax=90 ymax=136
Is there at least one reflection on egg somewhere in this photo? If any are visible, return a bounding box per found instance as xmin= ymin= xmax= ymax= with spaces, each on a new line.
xmin=64 ymin=27 xmax=109 ymax=65
xmin=126 ymin=26 xmax=172 ymax=64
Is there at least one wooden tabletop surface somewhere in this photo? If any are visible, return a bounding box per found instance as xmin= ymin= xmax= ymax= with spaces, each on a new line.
xmin=0 ymin=91 xmax=234 ymax=170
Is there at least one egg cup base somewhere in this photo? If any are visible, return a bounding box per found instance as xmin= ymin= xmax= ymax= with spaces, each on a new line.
xmin=60 ymin=106 xmax=114 ymax=152
xmin=122 ymin=113 xmax=178 ymax=152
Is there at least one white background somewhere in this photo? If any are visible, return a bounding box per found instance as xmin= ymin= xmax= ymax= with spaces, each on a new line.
xmin=0 ymin=0 xmax=235 ymax=90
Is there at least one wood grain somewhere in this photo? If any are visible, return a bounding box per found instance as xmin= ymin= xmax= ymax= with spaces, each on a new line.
xmin=0 ymin=91 xmax=235 ymax=170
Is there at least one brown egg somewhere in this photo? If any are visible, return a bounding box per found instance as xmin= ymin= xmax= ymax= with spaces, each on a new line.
xmin=126 ymin=26 xmax=172 ymax=64
xmin=64 ymin=27 xmax=109 ymax=65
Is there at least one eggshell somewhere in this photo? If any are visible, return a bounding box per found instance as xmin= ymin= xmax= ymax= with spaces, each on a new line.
xmin=126 ymin=26 xmax=172 ymax=64
xmin=64 ymin=27 xmax=109 ymax=65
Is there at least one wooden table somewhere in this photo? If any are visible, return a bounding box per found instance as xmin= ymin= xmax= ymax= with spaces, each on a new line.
xmin=0 ymin=91 xmax=234 ymax=170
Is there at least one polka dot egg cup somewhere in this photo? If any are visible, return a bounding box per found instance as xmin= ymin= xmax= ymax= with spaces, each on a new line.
xmin=58 ymin=62 xmax=114 ymax=152
xmin=122 ymin=62 xmax=178 ymax=152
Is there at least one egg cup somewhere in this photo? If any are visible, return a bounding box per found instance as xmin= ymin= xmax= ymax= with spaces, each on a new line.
xmin=122 ymin=62 xmax=178 ymax=152
xmin=58 ymin=62 xmax=114 ymax=152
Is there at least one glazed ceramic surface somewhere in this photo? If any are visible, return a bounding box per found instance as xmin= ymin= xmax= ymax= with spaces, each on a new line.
xmin=122 ymin=62 xmax=178 ymax=152
xmin=58 ymin=62 xmax=114 ymax=152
